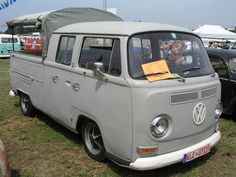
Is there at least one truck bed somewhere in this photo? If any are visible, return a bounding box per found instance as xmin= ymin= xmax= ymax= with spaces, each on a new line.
xmin=10 ymin=52 xmax=45 ymax=111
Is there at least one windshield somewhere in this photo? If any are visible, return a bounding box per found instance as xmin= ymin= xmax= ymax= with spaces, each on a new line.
xmin=128 ymin=32 xmax=214 ymax=79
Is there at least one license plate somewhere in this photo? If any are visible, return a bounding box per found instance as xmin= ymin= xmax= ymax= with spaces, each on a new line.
xmin=182 ymin=144 xmax=211 ymax=163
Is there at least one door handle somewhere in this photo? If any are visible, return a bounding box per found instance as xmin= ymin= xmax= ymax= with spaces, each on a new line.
xmin=65 ymin=81 xmax=71 ymax=87
xmin=52 ymin=76 xmax=59 ymax=83
xmin=72 ymin=83 xmax=80 ymax=91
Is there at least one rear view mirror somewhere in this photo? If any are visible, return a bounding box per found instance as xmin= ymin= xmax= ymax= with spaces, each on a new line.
xmin=92 ymin=62 xmax=107 ymax=80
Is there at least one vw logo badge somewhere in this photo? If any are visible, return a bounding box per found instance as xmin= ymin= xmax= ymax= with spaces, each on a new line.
xmin=193 ymin=103 xmax=206 ymax=125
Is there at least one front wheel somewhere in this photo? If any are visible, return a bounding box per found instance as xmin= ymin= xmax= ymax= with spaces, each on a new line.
xmin=19 ymin=93 xmax=35 ymax=117
xmin=82 ymin=121 xmax=106 ymax=161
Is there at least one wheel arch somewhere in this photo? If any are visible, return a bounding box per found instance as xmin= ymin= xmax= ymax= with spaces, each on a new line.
xmin=16 ymin=89 xmax=29 ymax=97
xmin=76 ymin=115 xmax=101 ymax=134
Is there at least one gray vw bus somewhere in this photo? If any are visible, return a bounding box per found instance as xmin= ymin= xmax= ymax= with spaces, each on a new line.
xmin=9 ymin=21 xmax=222 ymax=170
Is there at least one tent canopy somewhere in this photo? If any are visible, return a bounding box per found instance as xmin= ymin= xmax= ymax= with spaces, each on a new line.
xmin=6 ymin=8 xmax=122 ymax=57
xmin=194 ymin=25 xmax=236 ymax=40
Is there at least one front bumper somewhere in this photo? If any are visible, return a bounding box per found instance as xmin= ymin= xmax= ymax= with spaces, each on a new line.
xmin=129 ymin=130 xmax=221 ymax=171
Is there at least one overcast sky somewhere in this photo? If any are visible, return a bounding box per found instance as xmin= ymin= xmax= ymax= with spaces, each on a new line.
xmin=0 ymin=0 xmax=235 ymax=32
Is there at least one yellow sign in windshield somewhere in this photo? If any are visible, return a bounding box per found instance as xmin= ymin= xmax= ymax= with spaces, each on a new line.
xmin=141 ymin=60 xmax=173 ymax=82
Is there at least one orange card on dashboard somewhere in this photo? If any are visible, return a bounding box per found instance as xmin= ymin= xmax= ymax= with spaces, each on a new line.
xmin=141 ymin=60 xmax=173 ymax=82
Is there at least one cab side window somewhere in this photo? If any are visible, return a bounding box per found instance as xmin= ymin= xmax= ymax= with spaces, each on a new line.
xmin=79 ymin=37 xmax=121 ymax=76
xmin=56 ymin=36 xmax=75 ymax=66
xmin=209 ymin=56 xmax=228 ymax=78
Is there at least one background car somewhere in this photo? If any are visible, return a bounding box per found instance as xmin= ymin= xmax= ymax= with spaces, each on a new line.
xmin=207 ymin=48 xmax=236 ymax=116
xmin=231 ymin=44 xmax=236 ymax=50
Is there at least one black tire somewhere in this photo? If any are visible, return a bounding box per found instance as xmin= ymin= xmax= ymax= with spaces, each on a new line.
xmin=82 ymin=121 xmax=106 ymax=161
xmin=233 ymin=108 xmax=236 ymax=121
xmin=19 ymin=93 xmax=35 ymax=117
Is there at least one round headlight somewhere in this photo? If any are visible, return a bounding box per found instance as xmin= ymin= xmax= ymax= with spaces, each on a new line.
xmin=215 ymin=103 xmax=223 ymax=119
xmin=150 ymin=116 xmax=169 ymax=138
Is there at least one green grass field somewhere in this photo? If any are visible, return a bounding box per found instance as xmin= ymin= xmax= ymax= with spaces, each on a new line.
xmin=0 ymin=59 xmax=236 ymax=177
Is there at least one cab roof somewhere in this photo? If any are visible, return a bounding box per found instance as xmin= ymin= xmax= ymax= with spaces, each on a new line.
xmin=55 ymin=21 xmax=194 ymax=36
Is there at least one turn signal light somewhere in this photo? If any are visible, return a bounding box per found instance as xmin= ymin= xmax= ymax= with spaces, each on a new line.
xmin=137 ymin=146 xmax=158 ymax=156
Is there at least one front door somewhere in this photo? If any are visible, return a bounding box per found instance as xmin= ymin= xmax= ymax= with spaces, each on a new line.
xmin=71 ymin=37 xmax=133 ymax=161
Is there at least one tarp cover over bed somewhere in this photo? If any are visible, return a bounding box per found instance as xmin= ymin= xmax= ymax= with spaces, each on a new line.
xmin=6 ymin=8 xmax=122 ymax=57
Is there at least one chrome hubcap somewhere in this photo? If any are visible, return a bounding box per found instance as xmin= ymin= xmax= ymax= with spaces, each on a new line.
xmin=84 ymin=122 xmax=103 ymax=155
xmin=21 ymin=96 xmax=29 ymax=112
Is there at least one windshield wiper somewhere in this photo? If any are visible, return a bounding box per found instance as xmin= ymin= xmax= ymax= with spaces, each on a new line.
xmin=182 ymin=67 xmax=201 ymax=73
xmin=136 ymin=71 xmax=169 ymax=79
xmin=136 ymin=71 xmax=186 ymax=82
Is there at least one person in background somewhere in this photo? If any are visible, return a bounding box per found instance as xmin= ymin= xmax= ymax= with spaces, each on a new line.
xmin=208 ymin=41 xmax=214 ymax=48
xmin=168 ymin=40 xmax=186 ymax=67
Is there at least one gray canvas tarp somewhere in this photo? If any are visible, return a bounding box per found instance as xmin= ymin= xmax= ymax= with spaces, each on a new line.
xmin=7 ymin=8 xmax=122 ymax=57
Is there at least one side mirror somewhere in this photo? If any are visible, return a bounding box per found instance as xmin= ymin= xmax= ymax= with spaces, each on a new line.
xmin=92 ymin=62 xmax=107 ymax=80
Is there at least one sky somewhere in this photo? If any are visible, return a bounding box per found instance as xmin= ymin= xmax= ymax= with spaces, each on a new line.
xmin=0 ymin=0 xmax=235 ymax=32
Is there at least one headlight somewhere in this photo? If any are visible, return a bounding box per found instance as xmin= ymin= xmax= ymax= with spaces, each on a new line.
xmin=150 ymin=116 xmax=169 ymax=138
xmin=215 ymin=103 xmax=223 ymax=119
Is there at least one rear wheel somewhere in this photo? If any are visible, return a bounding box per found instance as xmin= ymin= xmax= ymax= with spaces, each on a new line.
xmin=82 ymin=121 xmax=106 ymax=161
xmin=19 ymin=93 xmax=35 ymax=117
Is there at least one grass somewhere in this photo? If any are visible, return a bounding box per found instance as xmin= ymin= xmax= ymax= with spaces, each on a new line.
xmin=0 ymin=58 xmax=236 ymax=177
